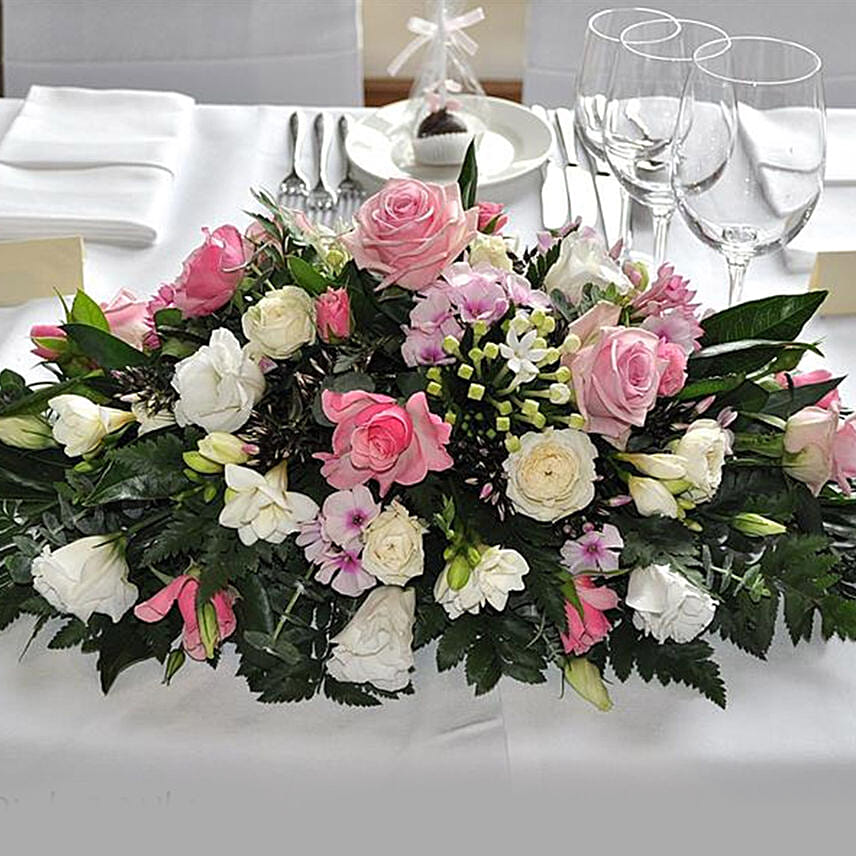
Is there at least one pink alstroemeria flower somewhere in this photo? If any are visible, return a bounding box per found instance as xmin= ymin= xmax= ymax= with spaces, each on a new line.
xmin=561 ymin=576 xmax=618 ymax=656
xmin=134 ymin=575 xmax=236 ymax=661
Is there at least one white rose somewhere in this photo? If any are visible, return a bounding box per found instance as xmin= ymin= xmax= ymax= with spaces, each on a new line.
xmin=361 ymin=501 xmax=426 ymax=586
xmin=172 ymin=328 xmax=265 ymax=433
xmin=31 ymin=535 xmax=138 ymax=623
xmin=468 ymin=234 xmax=513 ymax=271
xmin=218 ymin=462 xmax=318 ymax=546
xmin=434 ymin=546 xmax=529 ymax=619
xmin=626 ymin=563 xmax=717 ymax=643
xmin=241 ymin=286 xmax=316 ymax=360
xmin=0 ymin=414 xmax=55 ymax=449
xmin=543 ymin=231 xmax=632 ymax=305
xmin=327 ymin=586 xmax=415 ymax=691
xmin=49 ymin=394 xmax=135 ymax=457
xmin=672 ymin=419 xmax=732 ymax=502
xmin=503 ymin=428 xmax=598 ymax=522
xmin=628 ymin=475 xmax=680 ymax=518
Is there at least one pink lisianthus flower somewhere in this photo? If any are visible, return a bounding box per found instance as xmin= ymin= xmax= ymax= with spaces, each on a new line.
xmin=316 ymin=288 xmax=351 ymax=342
xmin=502 ymin=270 xmax=552 ymax=310
xmin=656 ymin=340 xmax=688 ymax=397
xmin=315 ymin=389 xmax=453 ymax=496
xmin=561 ymin=523 xmax=623 ymax=574
xmin=783 ymin=405 xmax=837 ymax=495
xmin=775 ymin=369 xmax=841 ymax=411
xmin=476 ymin=200 xmax=508 ymax=234
xmin=832 ymin=415 xmax=856 ymax=494
xmin=321 ymin=485 xmax=380 ymax=549
xmin=401 ymin=327 xmax=454 ymax=367
xmin=443 ymin=262 xmax=509 ymax=325
xmin=100 ymin=288 xmax=149 ymax=350
xmin=168 ymin=225 xmax=248 ymax=318
xmin=571 ymin=326 xmax=667 ymax=445
xmin=30 ymin=324 xmax=67 ymax=360
xmin=561 ymin=576 xmax=618 ymax=656
xmin=401 ymin=288 xmax=463 ymax=367
xmin=341 ymin=179 xmax=478 ymax=291
xmin=134 ymin=575 xmax=236 ymax=661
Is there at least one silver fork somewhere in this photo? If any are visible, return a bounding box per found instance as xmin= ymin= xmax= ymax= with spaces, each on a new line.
xmin=278 ymin=112 xmax=309 ymax=207
xmin=307 ymin=112 xmax=335 ymax=217
xmin=336 ymin=114 xmax=364 ymax=219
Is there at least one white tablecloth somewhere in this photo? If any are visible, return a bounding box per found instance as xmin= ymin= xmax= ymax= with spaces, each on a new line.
xmin=1 ymin=99 xmax=855 ymax=844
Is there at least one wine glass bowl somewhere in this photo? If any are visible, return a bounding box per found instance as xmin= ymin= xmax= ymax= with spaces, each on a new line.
xmin=671 ymin=36 xmax=826 ymax=304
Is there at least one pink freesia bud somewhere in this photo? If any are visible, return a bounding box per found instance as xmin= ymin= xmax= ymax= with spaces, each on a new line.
xmin=717 ymin=407 xmax=738 ymax=428
xmin=694 ymin=395 xmax=717 ymax=415
xmin=607 ymin=494 xmax=633 ymax=507
xmin=476 ymin=201 xmax=508 ymax=234
xmin=241 ymin=442 xmax=260 ymax=456
xmin=30 ymin=324 xmax=67 ymax=360
xmin=316 ymin=288 xmax=352 ymax=342
xmin=479 ymin=483 xmax=494 ymax=500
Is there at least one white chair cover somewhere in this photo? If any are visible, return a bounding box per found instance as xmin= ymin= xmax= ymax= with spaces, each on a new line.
xmin=2 ymin=0 xmax=364 ymax=106
xmin=524 ymin=0 xmax=856 ymax=108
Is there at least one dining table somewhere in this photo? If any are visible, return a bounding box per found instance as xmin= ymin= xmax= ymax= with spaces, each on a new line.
xmin=0 ymin=97 xmax=854 ymax=843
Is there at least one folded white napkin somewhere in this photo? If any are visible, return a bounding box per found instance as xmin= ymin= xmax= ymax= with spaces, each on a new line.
xmin=0 ymin=86 xmax=194 ymax=246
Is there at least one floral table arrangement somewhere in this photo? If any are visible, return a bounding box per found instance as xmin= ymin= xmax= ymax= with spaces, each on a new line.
xmin=2 ymin=147 xmax=855 ymax=710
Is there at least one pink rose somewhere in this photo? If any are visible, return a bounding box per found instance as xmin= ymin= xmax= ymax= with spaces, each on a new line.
xmin=833 ymin=416 xmax=856 ymax=494
xmin=656 ymin=340 xmax=688 ymax=397
xmin=315 ymin=389 xmax=453 ymax=495
xmin=341 ymin=179 xmax=478 ymax=291
xmin=571 ymin=326 xmax=666 ymax=443
xmin=775 ymin=369 xmax=841 ymax=411
xmin=134 ymin=574 xmax=236 ymax=661
xmin=100 ymin=288 xmax=149 ymax=350
xmin=30 ymin=324 xmax=67 ymax=360
xmin=169 ymin=225 xmax=248 ymax=318
xmin=476 ymin=200 xmax=508 ymax=234
xmin=783 ymin=406 xmax=837 ymax=495
xmin=561 ymin=576 xmax=618 ymax=655
xmin=316 ymin=288 xmax=351 ymax=342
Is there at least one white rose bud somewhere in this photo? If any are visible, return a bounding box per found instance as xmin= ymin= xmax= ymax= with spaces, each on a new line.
xmin=503 ymin=428 xmax=598 ymax=522
xmin=172 ymin=328 xmax=265 ymax=433
xmin=327 ymin=586 xmax=416 ymax=691
xmin=361 ymin=501 xmax=426 ymax=586
xmin=543 ymin=231 xmax=632 ymax=305
xmin=31 ymin=535 xmax=138 ymax=623
xmin=49 ymin=394 xmax=135 ymax=457
xmin=617 ymin=452 xmax=687 ymax=480
xmin=0 ymin=414 xmax=56 ymax=449
xmin=672 ymin=419 xmax=732 ymax=502
xmin=626 ymin=563 xmax=716 ymax=643
xmin=628 ymin=476 xmax=680 ymax=518
xmin=468 ymin=233 xmax=513 ymax=271
xmin=241 ymin=285 xmax=316 ymax=360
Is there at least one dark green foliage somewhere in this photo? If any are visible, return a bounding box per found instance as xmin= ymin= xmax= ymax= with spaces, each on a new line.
xmin=48 ymin=617 xmax=90 ymax=650
xmin=457 ymin=139 xmax=478 ymax=209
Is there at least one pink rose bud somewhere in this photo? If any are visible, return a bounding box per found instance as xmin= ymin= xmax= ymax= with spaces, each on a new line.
xmin=100 ymin=288 xmax=149 ymax=350
xmin=170 ymin=225 xmax=249 ymax=318
xmin=656 ymin=340 xmax=688 ymax=397
xmin=476 ymin=200 xmax=508 ymax=234
xmin=341 ymin=179 xmax=478 ymax=291
xmin=316 ymin=288 xmax=352 ymax=342
xmin=30 ymin=324 xmax=67 ymax=360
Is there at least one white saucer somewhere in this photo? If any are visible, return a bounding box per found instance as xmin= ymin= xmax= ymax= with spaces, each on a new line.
xmin=346 ymin=96 xmax=552 ymax=188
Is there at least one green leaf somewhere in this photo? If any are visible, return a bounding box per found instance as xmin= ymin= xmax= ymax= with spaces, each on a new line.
xmin=676 ymin=374 xmax=745 ymax=401
xmin=163 ymin=648 xmax=186 ymax=685
xmin=287 ymin=255 xmax=329 ymax=296
xmin=244 ymin=630 xmax=302 ymax=665
xmin=465 ymin=635 xmax=502 ymax=695
xmin=236 ymin=574 xmax=274 ymax=633
xmin=63 ymin=323 xmax=148 ymax=369
xmin=764 ymin=377 xmax=844 ymax=419
xmin=689 ymin=340 xmax=818 ymax=380
xmin=70 ymin=290 xmax=110 ymax=331
xmin=712 ymin=588 xmax=779 ymax=659
xmin=699 ymin=291 xmax=826 ymax=347
xmin=457 ymin=138 xmax=478 ymax=209
xmin=436 ymin=615 xmax=479 ymax=671
xmin=0 ymin=375 xmax=96 ymax=418
xmin=323 ymin=676 xmax=382 ymax=707
xmin=47 ymin=617 xmax=89 ymax=649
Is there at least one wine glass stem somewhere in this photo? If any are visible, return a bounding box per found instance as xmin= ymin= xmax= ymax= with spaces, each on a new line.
xmin=619 ymin=189 xmax=633 ymax=257
xmin=725 ymin=256 xmax=750 ymax=307
xmin=652 ymin=208 xmax=672 ymax=267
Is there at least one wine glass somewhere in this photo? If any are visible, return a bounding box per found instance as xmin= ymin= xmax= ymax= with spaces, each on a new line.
xmin=574 ymin=7 xmax=679 ymax=256
xmin=672 ymin=36 xmax=826 ymax=306
xmin=603 ymin=18 xmax=730 ymax=266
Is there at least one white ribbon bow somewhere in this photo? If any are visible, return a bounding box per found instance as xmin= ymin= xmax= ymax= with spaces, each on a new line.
xmin=387 ymin=6 xmax=485 ymax=77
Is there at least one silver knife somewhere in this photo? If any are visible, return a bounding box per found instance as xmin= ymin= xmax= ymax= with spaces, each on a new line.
xmin=555 ymin=107 xmax=624 ymax=247
xmin=531 ymin=104 xmax=569 ymax=230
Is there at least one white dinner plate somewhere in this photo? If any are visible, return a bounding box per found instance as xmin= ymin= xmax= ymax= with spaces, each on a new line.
xmin=346 ymin=96 xmax=552 ymax=188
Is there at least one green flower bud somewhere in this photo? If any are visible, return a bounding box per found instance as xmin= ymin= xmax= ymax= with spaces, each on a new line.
xmin=447 ymin=553 xmax=472 ymax=591
xmin=548 ymin=383 xmax=572 ymax=405
xmin=496 ymin=416 xmax=510 ymax=432
xmin=531 ymin=308 xmax=547 ymax=328
xmin=564 ymin=658 xmax=613 ymax=712
xmin=442 ymin=335 xmax=461 ymax=356
xmin=566 ymin=413 xmax=586 ymax=430
xmin=495 ymin=399 xmax=513 ymax=416
xmin=457 ymin=363 xmax=474 ymax=380
xmin=444 ymin=410 xmax=457 ymax=426
xmin=466 ymin=546 xmax=483 ymax=567
xmin=467 ymin=383 xmax=485 ymax=401
xmin=553 ymin=365 xmax=571 ymax=384
xmin=532 ymin=337 xmax=547 ymax=350
xmin=198 ymin=432 xmax=251 ymax=465
xmin=182 ymin=450 xmax=223 ymax=474
xmin=483 ymin=342 xmax=500 ymax=359
xmin=0 ymin=415 xmax=55 ymax=450
xmin=472 ymin=320 xmax=489 ymax=339
xmin=732 ymin=512 xmax=787 ymax=537
xmin=426 ymin=366 xmax=443 ymax=382
xmin=521 ymin=399 xmax=540 ymax=417
xmin=197 ymin=600 xmax=220 ymax=660
xmin=560 ymin=332 xmax=581 ymax=355
xmin=538 ymin=347 xmax=560 ymax=366
xmin=203 ymin=483 xmax=218 ymax=503
xmin=540 ymin=315 xmax=556 ymax=334
xmin=505 ymin=434 xmax=521 ymax=453
xmin=426 ymin=381 xmax=443 ymax=397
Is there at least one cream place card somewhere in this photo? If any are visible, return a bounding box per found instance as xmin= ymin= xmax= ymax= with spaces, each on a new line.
xmin=0 ymin=236 xmax=84 ymax=306
xmin=810 ymin=251 xmax=856 ymax=316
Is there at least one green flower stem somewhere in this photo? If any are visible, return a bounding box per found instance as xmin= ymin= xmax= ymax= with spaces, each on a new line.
xmin=271 ymin=564 xmax=315 ymax=644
